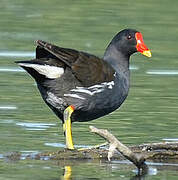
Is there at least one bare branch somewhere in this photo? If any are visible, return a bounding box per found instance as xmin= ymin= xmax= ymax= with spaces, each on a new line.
xmin=90 ymin=125 xmax=147 ymax=172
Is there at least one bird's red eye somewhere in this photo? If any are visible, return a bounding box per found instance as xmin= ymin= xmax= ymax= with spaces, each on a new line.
xmin=127 ymin=35 xmax=132 ymax=40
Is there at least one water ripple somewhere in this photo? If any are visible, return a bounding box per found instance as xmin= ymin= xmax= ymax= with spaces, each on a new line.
xmin=162 ymin=138 xmax=178 ymax=142
xmin=0 ymin=119 xmax=14 ymax=123
xmin=146 ymin=70 xmax=178 ymax=75
xmin=0 ymin=67 xmax=25 ymax=72
xmin=44 ymin=142 xmax=92 ymax=148
xmin=0 ymin=51 xmax=35 ymax=58
xmin=20 ymin=151 xmax=39 ymax=160
xmin=0 ymin=106 xmax=17 ymax=110
xmin=0 ymin=154 xmax=4 ymax=159
xmin=130 ymin=65 xmax=139 ymax=70
xmin=16 ymin=122 xmax=56 ymax=131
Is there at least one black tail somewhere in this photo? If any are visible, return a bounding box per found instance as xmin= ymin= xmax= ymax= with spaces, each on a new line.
xmin=36 ymin=40 xmax=79 ymax=67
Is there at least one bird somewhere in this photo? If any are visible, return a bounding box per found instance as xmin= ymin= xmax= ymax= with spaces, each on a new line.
xmin=16 ymin=29 xmax=151 ymax=150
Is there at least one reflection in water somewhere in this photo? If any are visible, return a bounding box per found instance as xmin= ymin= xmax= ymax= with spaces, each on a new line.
xmin=63 ymin=166 xmax=72 ymax=180
xmin=61 ymin=164 xmax=152 ymax=180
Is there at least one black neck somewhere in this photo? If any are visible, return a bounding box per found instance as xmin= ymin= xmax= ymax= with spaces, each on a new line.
xmin=103 ymin=44 xmax=130 ymax=75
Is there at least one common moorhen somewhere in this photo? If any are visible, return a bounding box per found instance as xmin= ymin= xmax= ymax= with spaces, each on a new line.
xmin=16 ymin=29 xmax=151 ymax=149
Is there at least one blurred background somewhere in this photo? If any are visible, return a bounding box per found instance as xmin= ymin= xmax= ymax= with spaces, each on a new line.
xmin=1 ymin=0 xmax=178 ymax=179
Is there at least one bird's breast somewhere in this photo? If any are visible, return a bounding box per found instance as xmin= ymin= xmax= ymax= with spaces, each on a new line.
xmin=67 ymin=75 xmax=130 ymax=122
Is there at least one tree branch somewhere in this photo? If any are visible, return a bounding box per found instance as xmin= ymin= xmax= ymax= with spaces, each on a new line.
xmin=89 ymin=126 xmax=148 ymax=173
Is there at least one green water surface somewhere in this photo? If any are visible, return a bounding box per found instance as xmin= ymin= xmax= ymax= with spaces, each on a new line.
xmin=1 ymin=0 xmax=178 ymax=179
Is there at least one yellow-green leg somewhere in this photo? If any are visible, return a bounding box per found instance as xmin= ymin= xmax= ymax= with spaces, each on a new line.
xmin=63 ymin=105 xmax=74 ymax=150
xmin=63 ymin=105 xmax=108 ymax=151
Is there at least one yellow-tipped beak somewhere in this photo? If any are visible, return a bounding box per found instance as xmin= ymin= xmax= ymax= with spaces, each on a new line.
xmin=142 ymin=50 xmax=152 ymax=58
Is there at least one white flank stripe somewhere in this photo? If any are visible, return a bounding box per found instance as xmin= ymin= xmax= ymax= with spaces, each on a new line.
xmin=102 ymin=81 xmax=114 ymax=89
xmin=93 ymin=89 xmax=104 ymax=93
xmin=18 ymin=63 xmax=64 ymax=79
xmin=108 ymin=84 xmax=113 ymax=89
xmin=70 ymin=80 xmax=114 ymax=97
xmin=64 ymin=94 xmax=85 ymax=100
xmin=71 ymin=88 xmax=94 ymax=95
xmin=87 ymin=84 xmax=104 ymax=89
xmin=104 ymin=81 xmax=114 ymax=86
xmin=71 ymin=88 xmax=104 ymax=96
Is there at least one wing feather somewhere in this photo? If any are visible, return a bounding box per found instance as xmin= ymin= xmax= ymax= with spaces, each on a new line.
xmin=36 ymin=40 xmax=115 ymax=86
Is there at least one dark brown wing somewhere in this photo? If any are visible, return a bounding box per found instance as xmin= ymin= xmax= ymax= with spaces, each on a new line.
xmin=36 ymin=40 xmax=115 ymax=87
xmin=72 ymin=52 xmax=115 ymax=86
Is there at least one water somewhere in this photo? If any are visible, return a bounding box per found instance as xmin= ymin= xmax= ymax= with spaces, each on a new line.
xmin=0 ymin=51 xmax=35 ymax=58
xmin=1 ymin=0 xmax=178 ymax=179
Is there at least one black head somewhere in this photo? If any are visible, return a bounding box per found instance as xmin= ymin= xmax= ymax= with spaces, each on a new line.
xmin=109 ymin=29 xmax=151 ymax=57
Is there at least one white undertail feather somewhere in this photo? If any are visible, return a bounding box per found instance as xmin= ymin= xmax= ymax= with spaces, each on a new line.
xmin=18 ymin=63 xmax=64 ymax=79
